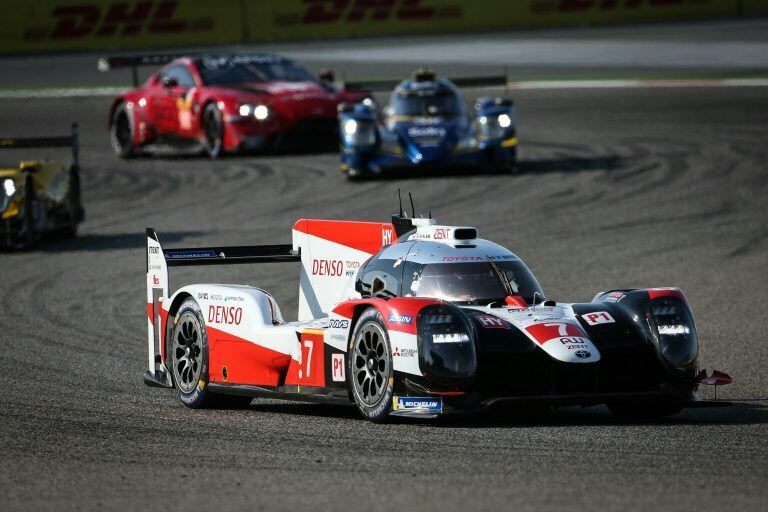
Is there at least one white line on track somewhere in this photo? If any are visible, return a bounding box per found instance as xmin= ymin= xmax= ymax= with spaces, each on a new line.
xmin=507 ymin=78 xmax=768 ymax=89
xmin=0 ymin=79 xmax=766 ymax=99
xmin=0 ymin=87 xmax=128 ymax=99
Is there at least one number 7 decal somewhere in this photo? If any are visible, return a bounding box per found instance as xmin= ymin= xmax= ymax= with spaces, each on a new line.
xmin=303 ymin=339 xmax=313 ymax=378
xmin=544 ymin=323 xmax=569 ymax=336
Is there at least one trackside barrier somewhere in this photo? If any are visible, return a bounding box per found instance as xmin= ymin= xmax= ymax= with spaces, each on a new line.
xmin=1 ymin=0 xmax=243 ymax=53
xmin=0 ymin=0 xmax=760 ymax=55
xmin=743 ymin=0 xmax=768 ymax=14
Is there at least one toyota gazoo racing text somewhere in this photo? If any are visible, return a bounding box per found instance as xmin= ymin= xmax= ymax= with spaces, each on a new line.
xmin=338 ymin=68 xmax=517 ymax=179
xmin=101 ymin=53 xmax=370 ymax=158
xmin=143 ymin=212 xmax=731 ymax=422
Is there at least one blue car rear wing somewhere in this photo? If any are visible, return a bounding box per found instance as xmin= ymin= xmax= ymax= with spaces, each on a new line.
xmin=345 ymin=74 xmax=508 ymax=91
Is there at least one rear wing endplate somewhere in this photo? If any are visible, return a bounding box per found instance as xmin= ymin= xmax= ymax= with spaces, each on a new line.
xmin=0 ymin=122 xmax=79 ymax=168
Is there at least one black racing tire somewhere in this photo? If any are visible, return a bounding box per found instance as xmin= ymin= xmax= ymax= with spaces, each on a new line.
xmin=19 ymin=177 xmax=36 ymax=248
xmin=348 ymin=308 xmax=394 ymax=423
xmin=607 ymin=400 xmax=683 ymax=421
xmin=202 ymin=103 xmax=224 ymax=159
xmin=110 ymin=102 xmax=136 ymax=158
xmin=63 ymin=168 xmax=82 ymax=237
xmin=497 ymin=148 xmax=518 ymax=174
xmin=169 ymin=298 xmax=251 ymax=409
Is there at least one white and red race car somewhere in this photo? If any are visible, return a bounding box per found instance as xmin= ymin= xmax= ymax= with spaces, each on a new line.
xmin=144 ymin=212 xmax=731 ymax=422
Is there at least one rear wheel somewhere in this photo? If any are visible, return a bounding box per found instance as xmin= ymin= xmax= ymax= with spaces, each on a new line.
xmin=349 ymin=308 xmax=394 ymax=423
xmin=110 ymin=102 xmax=136 ymax=158
xmin=170 ymin=298 xmax=251 ymax=409
xmin=202 ymin=103 xmax=224 ymax=158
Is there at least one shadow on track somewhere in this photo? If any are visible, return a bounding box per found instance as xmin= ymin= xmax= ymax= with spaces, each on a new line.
xmin=241 ymin=399 xmax=768 ymax=428
xmin=25 ymin=230 xmax=207 ymax=253
xmin=127 ymin=140 xmax=338 ymax=160
xmin=346 ymin=154 xmax=626 ymax=182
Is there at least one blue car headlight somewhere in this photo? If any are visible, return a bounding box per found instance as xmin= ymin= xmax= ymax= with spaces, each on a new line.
xmin=342 ymin=118 xmax=377 ymax=146
xmin=474 ymin=112 xmax=514 ymax=141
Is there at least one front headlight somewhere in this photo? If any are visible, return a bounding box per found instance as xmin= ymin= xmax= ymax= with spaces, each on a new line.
xmin=417 ymin=304 xmax=476 ymax=384
xmin=475 ymin=113 xmax=513 ymax=140
xmin=421 ymin=312 xmax=472 ymax=344
xmin=650 ymin=297 xmax=697 ymax=369
xmin=2 ymin=178 xmax=15 ymax=197
xmin=342 ymin=118 xmax=376 ymax=146
xmin=238 ymin=103 xmax=269 ymax=120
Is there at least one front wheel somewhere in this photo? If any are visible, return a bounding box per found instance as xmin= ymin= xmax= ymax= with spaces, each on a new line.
xmin=110 ymin=102 xmax=136 ymax=158
xmin=170 ymin=298 xmax=251 ymax=409
xmin=202 ymin=103 xmax=224 ymax=158
xmin=349 ymin=308 xmax=394 ymax=423
xmin=343 ymin=165 xmax=366 ymax=181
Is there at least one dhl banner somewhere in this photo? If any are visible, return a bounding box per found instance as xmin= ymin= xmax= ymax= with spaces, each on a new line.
xmin=0 ymin=0 xmax=756 ymax=54
xmin=1 ymin=0 xmax=244 ymax=53
xmin=249 ymin=0 xmax=739 ymax=40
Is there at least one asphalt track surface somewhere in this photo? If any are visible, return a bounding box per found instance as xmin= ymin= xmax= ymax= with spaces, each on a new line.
xmin=1 ymin=25 xmax=768 ymax=512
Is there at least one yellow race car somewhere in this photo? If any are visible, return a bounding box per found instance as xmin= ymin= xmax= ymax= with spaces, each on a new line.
xmin=1 ymin=123 xmax=84 ymax=249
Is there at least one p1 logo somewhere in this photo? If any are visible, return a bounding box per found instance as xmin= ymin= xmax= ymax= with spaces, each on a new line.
xmin=582 ymin=311 xmax=615 ymax=326
xmin=331 ymin=353 xmax=345 ymax=382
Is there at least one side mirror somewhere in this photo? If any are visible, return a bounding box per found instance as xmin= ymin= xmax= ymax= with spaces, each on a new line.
xmin=318 ymin=68 xmax=335 ymax=84
xmin=160 ymin=76 xmax=179 ymax=88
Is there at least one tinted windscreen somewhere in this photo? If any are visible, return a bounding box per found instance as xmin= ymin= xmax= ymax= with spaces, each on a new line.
xmin=389 ymin=90 xmax=463 ymax=117
xmin=198 ymin=60 xmax=315 ymax=86
xmin=403 ymin=261 xmax=543 ymax=304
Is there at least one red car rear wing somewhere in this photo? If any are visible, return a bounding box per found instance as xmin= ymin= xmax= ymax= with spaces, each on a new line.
xmin=98 ymin=54 xmax=184 ymax=86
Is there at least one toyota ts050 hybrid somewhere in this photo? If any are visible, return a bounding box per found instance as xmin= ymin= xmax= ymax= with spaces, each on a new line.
xmin=100 ymin=53 xmax=370 ymax=158
xmin=1 ymin=123 xmax=84 ymax=249
xmin=143 ymin=210 xmax=730 ymax=422
xmin=338 ymin=69 xmax=517 ymax=179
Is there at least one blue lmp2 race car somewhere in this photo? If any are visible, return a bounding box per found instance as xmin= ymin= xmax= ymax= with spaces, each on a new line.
xmin=338 ymin=69 xmax=517 ymax=180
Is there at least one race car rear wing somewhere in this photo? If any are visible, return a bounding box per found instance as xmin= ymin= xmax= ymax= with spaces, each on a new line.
xmin=144 ymin=228 xmax=300 ymax=387
xmin=98 ymin=54 xmax=183 ymax=86
xmin=0 ymin=122 xmax=79 ymax=169
xmin=344 ymin=74 xmax=508 ymax=91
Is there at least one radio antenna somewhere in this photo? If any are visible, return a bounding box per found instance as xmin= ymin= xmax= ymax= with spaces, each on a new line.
xmin=408 ymin=192 xmax=415 ymax=218
xmin=398 ymin=189 xmax=405 ymax=217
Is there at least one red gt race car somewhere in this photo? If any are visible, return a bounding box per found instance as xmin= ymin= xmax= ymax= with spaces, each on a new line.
xmin=101 ymin=54 xmax=370 ymax=158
